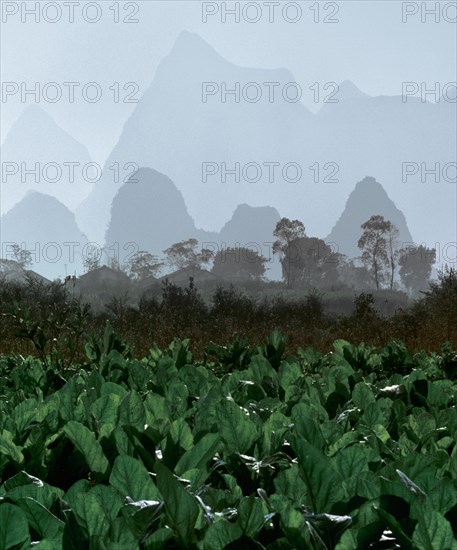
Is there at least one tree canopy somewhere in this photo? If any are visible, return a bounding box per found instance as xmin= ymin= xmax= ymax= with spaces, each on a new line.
xmin=212 ymin=246 xmax=268 ymax=281
xmin=358 ymin=215 xmax=393 ymax=290
xmin=127 ymin=251 xmax=163 ymax=280
xmin=164 ymin=239 xmax=214 ymax=271
xmin=399 ymin=245 xmax=436 ymax=295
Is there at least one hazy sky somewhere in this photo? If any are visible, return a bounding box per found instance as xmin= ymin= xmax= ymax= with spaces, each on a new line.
xmin=2 ymin=0 xmax=456 ymax=163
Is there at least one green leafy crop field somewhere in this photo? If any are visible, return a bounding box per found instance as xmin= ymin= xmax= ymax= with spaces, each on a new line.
xmin=0 ymin=327 xmax=456 ymax=549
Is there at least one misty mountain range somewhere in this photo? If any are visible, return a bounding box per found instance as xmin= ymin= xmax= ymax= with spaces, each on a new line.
xmin=1 ymin=105 xmax=93 ymax=214
xmin=0 ymin=168 xmax=412 ymax=281
xmin=1 ymin=31 xmax=454 ymax=280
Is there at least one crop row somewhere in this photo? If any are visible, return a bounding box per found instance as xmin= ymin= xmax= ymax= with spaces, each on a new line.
xmin=0 ymin=328 xmax=456 ymax=548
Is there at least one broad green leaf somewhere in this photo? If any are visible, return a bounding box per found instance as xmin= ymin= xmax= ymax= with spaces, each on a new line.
xmin=34 ymin=398 xmax=59 ymax=428
xmin=193 ymin=385 xmax=224 ymax=437
xmin=427 ymin=479 xmax=457 ymax=515
xmin=406 ymin=410 xmax=436 ymax=443
xmin=72 ymin=492 xmax=110 ymax=538
xmin=177 ymin=468 xmax=211 ymax=490
xmin=63 ymin=421 xmax=109 ymax=475
xmin=391 ymin=454 xmax=437 ymax=488
xmin=274 ymin=464 xmax=308 ymax=504
xmin=90 ymin=394 xmax=121 ymax=437
xmin=237 ymin=496 xmax=266 ymax=538
xmin=221 ymin=474 xmax=243 ymax=500
xmin=360 ymin=402 xmax=384 ymax=428
xmin=143 ymin=526 xmax=174 ymax=549
xmin=104 ymin=541 xmax=139 ymax=550
xmin=355 ymin=471 xmax=381 ymax=500
xmin=249 ymin=354 xmax=278 ymax=390
xmin=269 ymin=494 xmax=309 ymax=547
xmin=123 ymin=500 xmax=164 ymax=540
xmin=352 ymin=382 xmax=375 ymax=409
xmin=162 ymin=417 xmax=193 ymax=470
xmin=119 ymin=391 xmax=145 ymax=429
xmin=101 ymin=382 xmax=127 ymax=399
xmin=291 ymin=436 xmax=344 ymax=513
xmin=201 ymin=520 xmax=243 ymax=549
xmin=12 ymin=398 xmax=38 ymax=434
xmin=30 ymin=541 xmax=62 ymax=549
xmin=155 ymin=357 xmax=178 ymax=391
xmin=109 ymin=517 xmax=140 ymax=546
xmin=144 ymin=393 xmax=169 ymax=424
xmin=334 ymin=445 xmax=369 ymax=480
xmin=304 ymin=512 xmax=352 ymax=549
xmin=0 ymin=429 xmax=24 ymax=464
xmin=64 ymin=479 xmax=90 ymax=507
xmin=175 ymin=433 xmax=220 ymax=476
xmin=372 ymin=424 xmax=391 ymax=443
xmin=216 ymin=398 xmax=258 ymax=454
xmin=178 ymin=365 xmax=212 ymax=397
xmin=427 ymin=380 xmax=454 ymax=407
xmin=111 ymin=425 xmax=131 ymax=455
xmin=164 ymin=382 xmax=189 ymax=420
xmin=450 ymin=445 xmax=457 ymax=479
xmin=155 ymin=463 xmax=199 ymax=546
xmin=128 ymin=360 xmax=153 ymax=392
xmin=0 ymin=503 xmax=30 ymax=549
xmin=334 ymin=445 xmax=370 ymax=498
xmin=328 ymin=431 xmax=359 ymax=456
xmin=57 ymin=382 xmax=86 ymax=423
xmin=413 ymin=509 xmax=457 ymax=550
xmin=110 ymin=455 xmax=161 ymax=501
xmin=4 ymin=471 xmax=45 ymax=491
xmin=90 ymin=485 xmax=124 ymax=522
xmin=3 ymin=472 xmax=63 ymax=509
xmin=334 ymin=528 xmax=358 ymax=549
xmin=291 ymin=403 xmax=326 ymax=450
xmin=261 ymin=410 xmax=290 ymax=456
xmin=168 ymin=417 xmax=193 ymax=451
xmin=278 ymin=360 xmax=303 ymax=391
xmin=332 ymin=339 xmax=352 ymax=358
xmin=16 ymin=497 xmax=64 ymax=540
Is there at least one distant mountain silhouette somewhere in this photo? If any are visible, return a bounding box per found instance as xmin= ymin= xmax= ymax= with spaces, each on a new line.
xmin=76 ymin=30 xmax=312 ymax=242
xmin=76 ymin=31 xmax=455 ymax=252
xmin=1 ymin=106 xmax=93 ymax=215
xmin=105 ymin=168 xmax=202 ymax=259
xmin=219 ymin=203 xmax=280 ymax=244
xmin=105 ymin=168 xmax=284 ymax=279
xmin=0 ymin=192 xmax=85 ymax=279
xmin=326 ymin=176 xmax=414 ymax=259
xmin=336 ymin=80 xmax=370 ymax=101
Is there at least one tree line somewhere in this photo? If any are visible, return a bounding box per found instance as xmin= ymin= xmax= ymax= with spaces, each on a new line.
xmin=271 ymin=215 xmax=436 ymax=294
xmin=5 ymin=214 xmax=437 ymax=295
xmin=115 ymin=214 xmax=436 ymax=295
